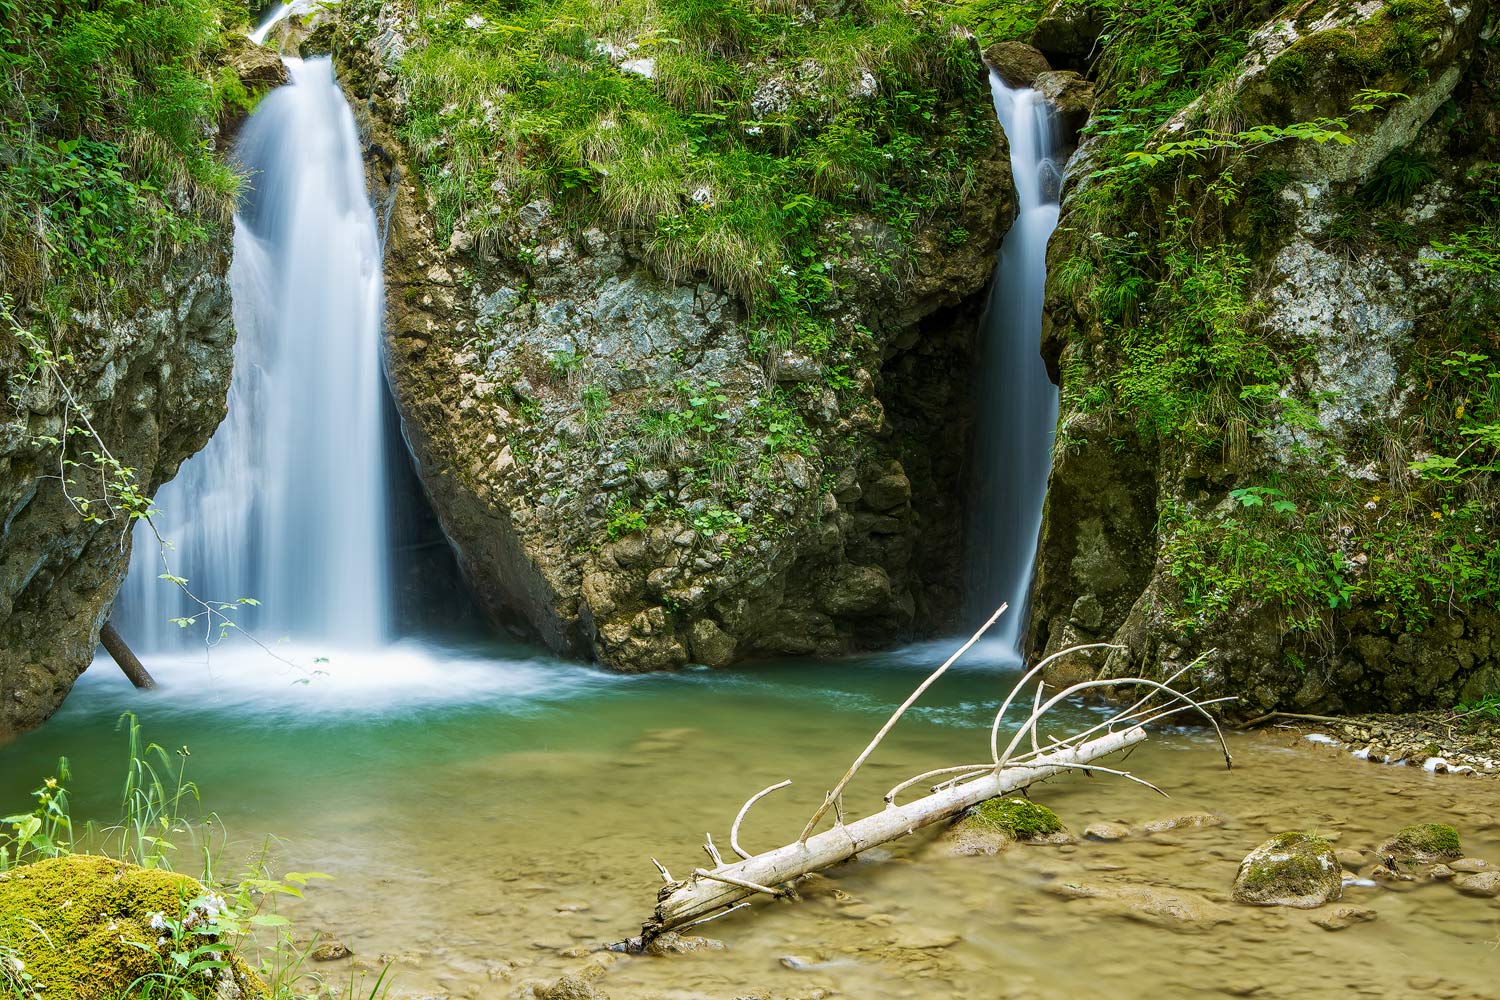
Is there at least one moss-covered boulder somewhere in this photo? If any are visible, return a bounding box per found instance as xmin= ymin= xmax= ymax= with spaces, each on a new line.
xmin=947 ymin=796 xmax=1068 ymax=855
xmin=1232 ymin=832 xmax=1343 ymax=909
xmin=1379 ymin=823 xmax=1463 ymax=863
xmin=0 ymin=855 xmax=264 ymax=1000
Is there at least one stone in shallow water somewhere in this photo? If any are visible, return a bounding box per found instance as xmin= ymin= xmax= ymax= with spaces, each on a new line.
xmin=1450 ymin=857 xmax=1492 ymax=873
xmin=1232 ymin=832 xmax=1343 ymax=908
xmin=1310 ymin=906 xmax=1378 ymax=931
xmin=1453 ymin=872 xmax=1500 ymax=898
xmin=1044 ymin=881 xmax=1234 ymax=932
xmin=1143 ymin=813 xmax=1224 ymax=834
xmin=1084 ymin=822 xmax=1132 ymax=842
xmin=1379 ymin=823 xmax=1463 ymax=863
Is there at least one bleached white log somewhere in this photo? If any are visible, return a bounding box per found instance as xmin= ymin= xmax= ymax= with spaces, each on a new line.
xmin=645 ymin=725 xmax=1146 ymax=936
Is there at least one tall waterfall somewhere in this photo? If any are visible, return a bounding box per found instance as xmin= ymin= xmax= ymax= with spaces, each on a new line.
xmin=969 ymin=73 xmax=1065 ymax=660
xmin=118 ymin=57 xmax=389 ymax=650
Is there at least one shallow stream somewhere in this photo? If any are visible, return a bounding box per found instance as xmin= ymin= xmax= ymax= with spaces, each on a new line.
xmin=3 ymin=641 xmax=1498 ymax=1000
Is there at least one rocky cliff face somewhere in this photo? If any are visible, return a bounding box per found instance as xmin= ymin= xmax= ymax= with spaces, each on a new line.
xmin=332 ymin=0 xmax=1015 ymax=670
xmin=0 ymin=251 xmax=236 ymax=741
xmin=0 ymin=33 xmax=285 ymax=741
xmin=1029 ymin=0 xmax=1500 ymax=713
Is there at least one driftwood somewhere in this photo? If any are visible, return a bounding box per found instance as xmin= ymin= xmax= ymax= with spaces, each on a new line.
xmin=100 ymin=622 xmax=156 ymax=690
xmin=635 ymin=610 xmax=1232 ymax=944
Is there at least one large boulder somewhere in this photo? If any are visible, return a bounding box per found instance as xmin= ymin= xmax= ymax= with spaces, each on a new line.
xmin=984 ymin=41 xmax=1053 ymax=87
xmin=0 ymin=855 xmax=264 ymax=999
xmin=1232 ymin=832 xmax=1343 ymax=908
xmin=331 ymin=3 xmax=1017 ymax=673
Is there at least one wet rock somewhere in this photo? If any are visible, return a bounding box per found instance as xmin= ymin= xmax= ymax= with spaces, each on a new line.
xmin=1450 ymin=858 xmax=1492 ymax=873
xmin=644 ymin=933 xmax=726 ymax=956
xmin=1453 ymin=872 xmax=1500 ymax=898
xmin=984 ymin=41 xmax=1052 ymax=87
xmin=1083 ymin=822 xmax=1132 ymax=842
xmin=1232 ymin=832 xmax=1343 ymax=908
xmin=1334 ymin=849 xmax=1367 ymax=872
xmin=541 ymin=975 xmax=608 ymax=1000
xmin=1380 ymin=824 xmax=1462 ymax=863
xmin=948 ymin=797 xmax=1068 ymax=855
xmin=1428 ymin=864 xmax=1456 ymax=881
xmin=311 ymin=940 xmax=353 ymax=961
xmin=1045 ymin=881 xmax=1234 ymax=932
xmin=890 ymin=926 xmax=960 ymax=950
xmin=1032 ymin=70 xmax=1094 ymax=140
xmin=1370 ymin=864 xmax=1416 ymax=887
xmin=1143 ymin=813 xmax=1223 ymax=834
xmin=1310 ymin=906 xmax=1377 ymax=931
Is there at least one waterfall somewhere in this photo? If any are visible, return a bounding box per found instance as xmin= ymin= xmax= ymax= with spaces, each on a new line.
xmin=117 ymin=56 xmax=390 ymax=651
xmin=969 ymin=73 xmax=1065 ymax=661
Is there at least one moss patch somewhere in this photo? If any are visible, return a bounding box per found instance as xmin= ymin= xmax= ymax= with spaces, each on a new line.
xmin=0 ymin=854 xmax=264 ymax=1000
xmin=961 ymin=797 xmax=1064 ymax=839
xmin=1381 ymin=823 xmax=1463 ymax=861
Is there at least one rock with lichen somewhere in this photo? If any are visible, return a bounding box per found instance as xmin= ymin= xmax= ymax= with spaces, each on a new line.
xmin=0 ymin=855 xmax=264 ymax=1000
xmin=1232 ymin=832 xmax=1343 ymax=908
xmin=1379 ymin=823 xmax=1463 ymax=863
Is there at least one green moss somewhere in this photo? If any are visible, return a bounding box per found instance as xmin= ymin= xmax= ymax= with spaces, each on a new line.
xmin=391 ymin=0 xmax=992 ymax=323
xmin=1382 ymin=823 xmax=1463 ymax=860
xmin=0 ymin=854 xmax=263 ymax=1000
xmin=963 ymin=797 xmax=1064 ymax=839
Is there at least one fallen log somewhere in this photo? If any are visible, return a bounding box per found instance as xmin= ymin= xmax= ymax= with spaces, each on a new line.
xmin=633 ymin=609 xmax=1233 ymax=945
xmin=100 ymin=622 xmax=156 ymax=690
xmin=645 ymin=726 xmax=1146 ymax=937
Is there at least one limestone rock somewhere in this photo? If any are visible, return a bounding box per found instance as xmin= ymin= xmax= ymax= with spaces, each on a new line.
xmin=330 ymin=0 xmax=1017 ymax=675
xmin=1045 ymin=881 xmax=1235 ymax=931
xmin=984 ymin=41 xmax=1052 ymax=87
xmin=1033 ymin=70 xmax=1094 ymax=141
xmin=1027 ymin=0 xmax=1500 ymax=714
xmin=542 ymin=975 xmax=609 ymax=1000
xmin=1084 ymin=822 xmax=1132 ymax=842
xmin=0 ymin=245 xmax=233 ymax=741
xmin=1142 ymin=813 xmax=1223 ymax=834
xmin=1310 ymin=906 xmax=1377 ymax=931
xmin=1233 ymin=832 xmax=1343 ymax=908
xmin=1453 ymin=872 xmax=1500 ymax=898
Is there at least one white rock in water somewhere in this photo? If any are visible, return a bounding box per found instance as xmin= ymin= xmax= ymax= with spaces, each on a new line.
xmin=1305 ymin=733 xmax=1339 ymax=745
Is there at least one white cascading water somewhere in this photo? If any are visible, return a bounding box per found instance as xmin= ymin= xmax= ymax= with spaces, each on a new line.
xmin=969 ymin=73 xmax=1065 ymax=661
xmin=118 ymin=56 xmax=389 ymax=650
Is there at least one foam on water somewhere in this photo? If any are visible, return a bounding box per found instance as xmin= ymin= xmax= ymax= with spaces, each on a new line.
xmin=72 ymin=640 xmax=627 ymax=721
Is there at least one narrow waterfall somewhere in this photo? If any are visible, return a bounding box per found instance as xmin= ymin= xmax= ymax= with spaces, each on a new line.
xmin=118 ymin=56 xmax=389 ymax=650
xmin=969 ymin=73 xmax=1065 ymax=660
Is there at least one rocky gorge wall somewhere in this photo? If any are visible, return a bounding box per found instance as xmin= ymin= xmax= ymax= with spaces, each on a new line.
xmin=1019 ymin=0 xmax=1500 ymax=714
xmin=0 ymin=29 xmax=285 ymax=742
xmin=326 ymin=0 xmax=1017 ymax=670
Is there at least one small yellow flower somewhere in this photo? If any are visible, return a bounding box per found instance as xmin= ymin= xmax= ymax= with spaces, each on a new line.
xmin=1370 ymin=495 xmax=1380 ymax=504
xmin=1456 ymin=403 xmax=1466 ymax=419
xmin=1431 ymin=510 xmax=1443 ymax=520
xmin=44 ymin=777 xmax=57 ymax=789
